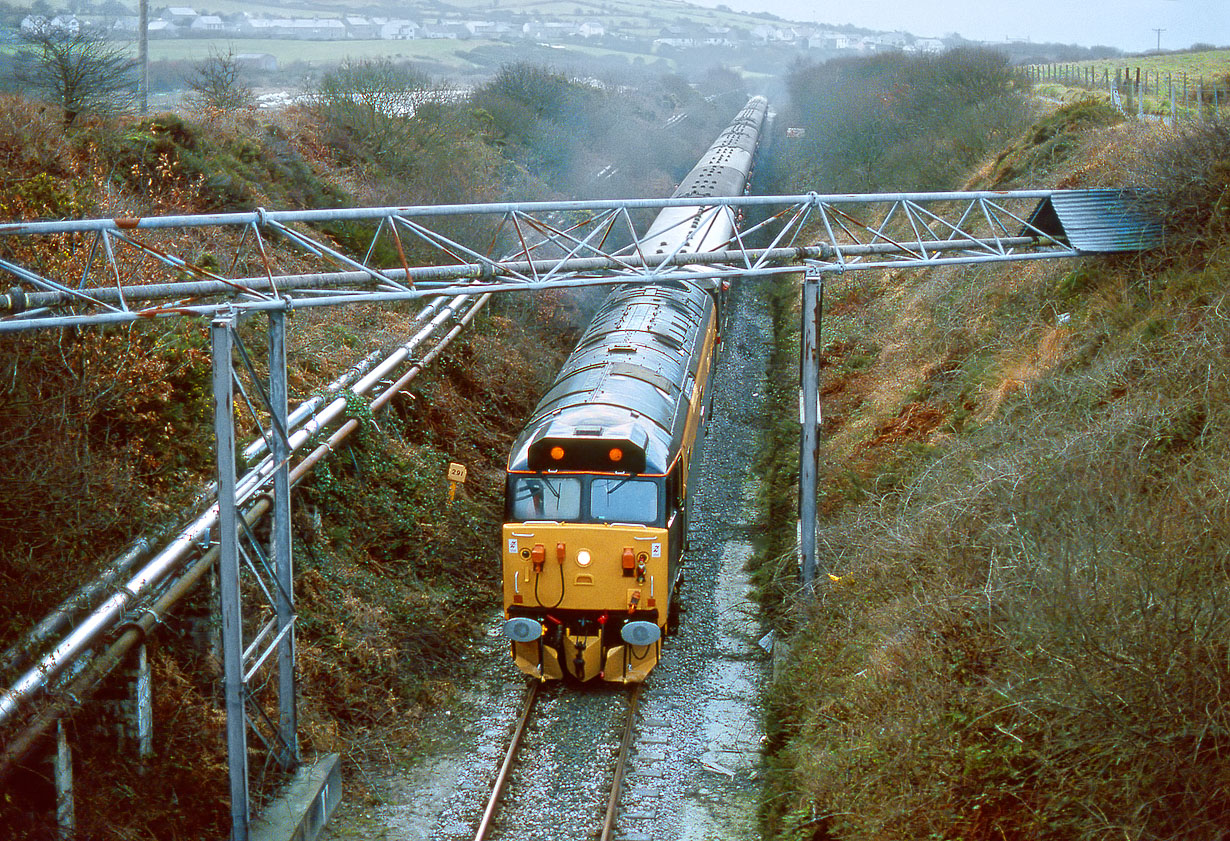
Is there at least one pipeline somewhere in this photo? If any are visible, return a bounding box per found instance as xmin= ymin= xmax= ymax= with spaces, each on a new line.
xmin=0 ymin=292 xmax=486 ymax=727
xmin=0 ymin=538 xmax=150 ymax=677
xmin=0 ymin=291 xmax=490 ymax=779
xmin=0 ymin=295 xmax=461 ymax=685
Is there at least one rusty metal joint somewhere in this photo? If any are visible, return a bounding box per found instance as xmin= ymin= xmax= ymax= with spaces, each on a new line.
xmin=5 ymin=286 xmax=25 ymax=314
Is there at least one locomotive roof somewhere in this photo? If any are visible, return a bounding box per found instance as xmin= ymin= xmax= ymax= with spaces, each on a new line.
xmin=673 ymin=96 xmax=766 ymax=200
xmin=506 ymin=96 xmax=766 ymax=477
xmin=507 ymin=282 xmax=714 ymax=475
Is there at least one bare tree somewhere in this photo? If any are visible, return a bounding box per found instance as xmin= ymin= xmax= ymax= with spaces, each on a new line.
xmin=18 ymin=28 xmax=137 ymax=128
xmin=313 ymin=59 xmax=435 ymax=155
xmin=186 ymin=48 xmax=255 ymax=114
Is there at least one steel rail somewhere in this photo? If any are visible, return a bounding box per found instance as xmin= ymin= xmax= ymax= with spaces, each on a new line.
xmin=600 ymin=683 xmax=644 ymax=841
xmin=0 ymin=293 xmax=487 ymax=726
xmin=473 ymin=679 xmax=541 ymax=841
xmin=0 ymin=293 xmax=490 ymax=777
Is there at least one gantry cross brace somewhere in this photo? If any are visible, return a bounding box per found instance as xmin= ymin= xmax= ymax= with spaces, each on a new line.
xmin=0 ymin=190 xmax=1154 ymax=333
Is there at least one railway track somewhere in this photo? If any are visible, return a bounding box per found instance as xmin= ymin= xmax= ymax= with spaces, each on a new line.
xmin=474 ymin=681 xmax=643 ymax=841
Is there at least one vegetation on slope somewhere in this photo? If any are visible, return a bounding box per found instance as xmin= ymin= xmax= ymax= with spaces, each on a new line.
xmin=0 ymin=61 xmax=736 ymax=839
xmin=759 ymin=65 xmax=1230 ymax=840
xmin=774 ymin=48 xmax=1033 ymax=194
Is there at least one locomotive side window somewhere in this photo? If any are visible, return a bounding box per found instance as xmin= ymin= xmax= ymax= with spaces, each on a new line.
xmin=590 ymin=478 xmax=659 ymax=524
xmin=511 ymin=477 xmax=582 ymax=521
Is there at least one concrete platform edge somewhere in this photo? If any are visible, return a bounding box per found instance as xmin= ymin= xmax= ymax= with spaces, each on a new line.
xmin=250 ymin=754 xmax=342 ymax=841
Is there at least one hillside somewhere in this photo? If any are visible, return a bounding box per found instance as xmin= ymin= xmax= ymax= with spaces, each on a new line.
xmin=757 ymin=71 xmax=1230 ymax=839
xmin=0 ymin=68 xmax=740 ymax=839
xmin=0 ymin=0 xmax=990 ymax=86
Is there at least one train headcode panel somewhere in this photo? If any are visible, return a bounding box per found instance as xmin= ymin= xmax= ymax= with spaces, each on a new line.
xmin=499 ymin=97 xmax=768 ymax=683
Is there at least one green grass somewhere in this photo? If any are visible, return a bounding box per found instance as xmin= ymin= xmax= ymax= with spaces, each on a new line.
xmin=144 ymin=37 xmax=506 ymax=67
xmin=1030 ymin=49 xmax=1230 ymax=117
xmin=1068 ymin=48 xmax=1230 ymax=81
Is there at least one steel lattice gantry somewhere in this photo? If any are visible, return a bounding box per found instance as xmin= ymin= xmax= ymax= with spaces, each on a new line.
xmin=0 ymin=190 xmax=1161 ymax=332
xmin=0 ymin=189 xmax=1161 ymax=839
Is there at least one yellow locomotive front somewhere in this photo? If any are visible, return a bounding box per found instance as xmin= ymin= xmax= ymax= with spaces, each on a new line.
xmin=500 ymin=281 xmax=718 ymax=683
xmin=502 ymin=468 xmax=672 ymax=683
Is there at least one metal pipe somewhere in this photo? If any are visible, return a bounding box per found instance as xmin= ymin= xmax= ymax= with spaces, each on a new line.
xmin=799 ymin=271 xmax=822 ymax=591
xmin=213 ymin=316 xmax=251 ymax=841
xmin=269 ymin=311 xmax=297 ymax=767
xmin=0 ymin=293 xmax=480 ymax=725
xmin=0 ymin=293 xmax=489 ymax=775
xmin=0 ymin=537 xmax=151 ymax=676
xmin=241 ymin=296 xmax=447 ymax=463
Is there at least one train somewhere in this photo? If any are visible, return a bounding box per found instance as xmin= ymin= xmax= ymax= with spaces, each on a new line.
xmin=500 ymin=96 xmax=769 ymax=683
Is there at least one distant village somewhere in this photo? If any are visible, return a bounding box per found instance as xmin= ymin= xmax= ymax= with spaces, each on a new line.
xmin=17 ymin=5 xmax=949 ymax=58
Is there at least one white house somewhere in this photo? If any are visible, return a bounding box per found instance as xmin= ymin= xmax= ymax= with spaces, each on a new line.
xmin=289 ymin=18 xmax=346 ymax=40
xmin=750 ymin=24 xmax=789 ymax=42
xmin=344 ymin=16 xmax=379 ymax=39
xmin=189 ymin=15 xmax=224 ymax=33
xmin=49 ymin=14 xmax=82 ymax=35
xmin=19 ymin=15 xmax=50 ymax=35
xmin=379 ymin=19 xmax=420 ymax=39
xmin=162 ymin=7 xmax=198 ymax=26
xmin=147 ymin=19 xmax=179 ymax=37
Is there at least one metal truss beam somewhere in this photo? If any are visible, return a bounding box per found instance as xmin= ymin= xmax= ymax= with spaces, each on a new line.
xmin=0 ymin=190 xmax=1098 ymax=333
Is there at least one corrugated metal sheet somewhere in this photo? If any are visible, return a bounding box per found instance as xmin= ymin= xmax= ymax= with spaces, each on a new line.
xmin=1024 ymin=189 xmax=1164 ymax=253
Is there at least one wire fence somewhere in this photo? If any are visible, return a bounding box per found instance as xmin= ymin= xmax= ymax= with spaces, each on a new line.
xmin=1024 ymin=63 xmax=1229 ymax=123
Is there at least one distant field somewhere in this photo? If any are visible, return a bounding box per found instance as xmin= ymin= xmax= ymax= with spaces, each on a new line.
xmin=140 ymin=36 xmax=684 ymax=75
xmin=1042 ymin=49 xmax=1230 ymax=82
xmin=1030 ymin=49 xmax=1230 ymax=120
xmin=144 ymin=37 xmax=499 ymax=68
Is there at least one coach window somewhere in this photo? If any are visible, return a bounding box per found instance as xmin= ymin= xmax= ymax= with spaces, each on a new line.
xmin=511 ymin=477 xmax=582 ymax=521
xmin=590 ymin=478 xmax=660 ymax=525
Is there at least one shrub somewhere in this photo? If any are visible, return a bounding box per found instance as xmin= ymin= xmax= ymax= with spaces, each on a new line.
xmin=1130 ymin=117 xmax=1230 ymax=259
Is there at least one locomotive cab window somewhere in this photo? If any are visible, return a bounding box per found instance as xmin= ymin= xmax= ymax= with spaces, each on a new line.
xmin=590 ymin=478 xmax=660 ymax=525
xmin=510 ymin=477 xmax=582 ymax=521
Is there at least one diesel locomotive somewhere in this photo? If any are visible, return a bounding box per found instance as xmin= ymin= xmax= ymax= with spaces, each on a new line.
xmin=500 ymin=96 xmax=768 ymax=683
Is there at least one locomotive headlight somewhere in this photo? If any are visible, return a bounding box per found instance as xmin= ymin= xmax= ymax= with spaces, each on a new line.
xmin=576 ymin=549 xmax=592 ymax=567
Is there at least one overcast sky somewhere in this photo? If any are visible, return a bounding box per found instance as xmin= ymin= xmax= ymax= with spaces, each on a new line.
xmin=690 ymin=0 xmax=1227 ymax=52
